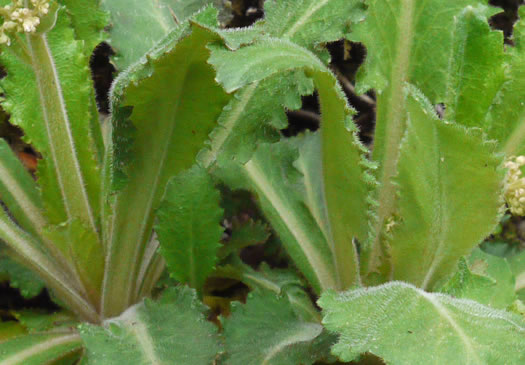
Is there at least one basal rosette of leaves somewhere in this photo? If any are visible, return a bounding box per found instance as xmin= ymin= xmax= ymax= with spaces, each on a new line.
xmin=0 ymin=0 xmax=522 ymax=364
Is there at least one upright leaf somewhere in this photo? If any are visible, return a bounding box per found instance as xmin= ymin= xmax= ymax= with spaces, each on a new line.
xmin=210 ymin=38 xmax=372 ymax=290
xmin=0 ymin=7 xmax=101 ymax=229
xmin=352 ymin=0 xmax=492 ymax=276
xmin=80 ymin=287 xmax=221 ymax=365
xmin=444 ymin=6 xmax=506 ymax=130
xmin=390 ymin=87 xmax=503 ymax=289
xmin=222 ymin=290 xmax=334 ymax=365
xmin=319 ymin=282 xmax=525 ymax=364
xmin=216 ymin=139 xmax=338 ymax=293
xmin=102 ymin=20 xmax=230 ymax=317
xmin=489 ymin=7 xmax=525 ymax=156
xmin=156 ymin=165 xmax=223 ymax=293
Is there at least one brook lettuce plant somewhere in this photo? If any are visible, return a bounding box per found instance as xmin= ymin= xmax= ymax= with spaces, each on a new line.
xmin=0 ymin=0 xmax=522 ymax=364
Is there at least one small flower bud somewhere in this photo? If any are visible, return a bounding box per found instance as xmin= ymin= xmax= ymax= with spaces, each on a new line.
xmin=504 ymin=156 xmax=525 ymax=216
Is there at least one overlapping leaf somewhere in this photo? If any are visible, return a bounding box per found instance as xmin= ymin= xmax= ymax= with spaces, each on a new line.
xmin=80 ymin=287 xmax=221 ymax=364
xmin=222 ymin=290 xmax=334 ymax=365
xmin=320 ymin=282 xmax=525 ymax=364
xmin=488 ymin=7 xmax=525 ymax=156
xmin=101 ymin=0 xmax=221 ymax=69
xmin=390 ymin=87 xmax=504 ymax=289
xmin=444 ymin=5 xmax=506 ymax=130
xmin=0 ymin=7 xmax=101 ymax=228
xmin=156 ymin=165 xmax=223 ymax=293
xmin=102 ymin=17 xmax=230 ymax=316
xmin=210 ymin=37 xmax=372 ymax=290
xmin=440 ymin=249 xmax=516 ymax=309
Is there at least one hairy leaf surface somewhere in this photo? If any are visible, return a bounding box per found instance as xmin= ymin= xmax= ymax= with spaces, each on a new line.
xmin=440 ymin=249 xmax=516 ymax=309
xmin=489 ymin=7 xmax=525 ymax=156
xmin=101 ymin=0 xmax=218 ymax=69
xmin=444 ymin=6 xmax=505 ymax=129
xmin=390 ymin=87 xmax=503 ymax=289
xmin=319 ymin=282 xmax=525 ymax=364
xmin=156 ymin=165 xmax=223 ymax=292
xmin=222 ymin=290 xmax=334 ymax=365
xmin=102 ymin=21 xmax=230 ymax=316
xmin=80 ymin=287 xmax=221 ymax=364
xmin=0 ymin=252 xmax=45 ymax=299
xmin=0 ymin=7 xmax=101 ymax=229
xmin=210 ymin=38 xmax=371 ymax=290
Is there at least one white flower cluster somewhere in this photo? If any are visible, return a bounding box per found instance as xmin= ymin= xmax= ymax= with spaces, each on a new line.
xmin=504 ymin=156 xmax=525 ymax=216
xmin=0 ymin=0 xmax=50 ymax=45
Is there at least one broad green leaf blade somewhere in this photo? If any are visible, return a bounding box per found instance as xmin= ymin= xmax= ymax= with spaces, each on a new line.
xmin=222 ymin=290 xmax=334 ymax=365
xmin=216 ymin=139 xmax=338 ymax=293
xmin=101 ymin=0 xmax=217 ymax=69
xmin=490 ymin=7 xmax=525 ymax=156
xmin=156 ymin=165 xmax=223 ymax=292
xmin=319 ymin=282 xmax=525 ymax=364
xmin=353 ymin=1 xmax=493 ymax=277
xmin=210 ymin=38 xmax=372 ymax=290
xmin=0 ymin=7 xmax=101 ymax=230
xmin=0 ymin=332 xmax=82 ymax=365
xmin=102 ymin=22 xmax=230 ymax=317
xmin=390 ymin=87 xmax=504 ymax=289
xmin=80 ymin=287 xmax=221 ymax=365
xmin=0 ymin=252 xmax=45 ymax=299
xmin=440 ymin=249 xmax=516 ymax=309
xmin=444 ymin=6 xmax=505 ymax=130
xmin=58 ymin=0 xmax=108 ymax=53
xmin=0 ymin=140 xmax=46 ymax=237
xmin=262 ymin=0 xmax=365 ymax=49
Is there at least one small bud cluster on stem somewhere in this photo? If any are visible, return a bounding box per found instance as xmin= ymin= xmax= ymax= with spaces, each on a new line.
xmin=0 ymin=0 xmax=50 ymax=45
xmin=504 ymin=156 xmax=525 ymax=216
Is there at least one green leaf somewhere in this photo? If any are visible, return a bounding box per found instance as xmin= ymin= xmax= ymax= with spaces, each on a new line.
xmin=389 ymin=87 xmax=504 ymax=289
xmin=198 ymin=71 xmax=314 ymax=168
xmin=80 ymin=287 xmax=221 ymax=365
xmin=215 ymin=139 xmax=338 ymax=293
xmin=261 ymin=0 xmax=365 ymax=49
xmin=58 ymin=0 xmax=108 ymax=53
xmin=0 ymin=7 xmax=101 ymax=230
xmin=101 ymin=20 xmax=230 ymax=317
xmin=210 ymin=38 xmax=372 ymax=290
xmin=199 ymin=0 xmax=364 ymax=167
xmin=222 ymin=290 xmax=334 ymax=365
xmin=319 ymin=282 xmax=525 ymax=364
xmin=352 ymin=0 xmax=494 ymax=277
xmin=156 ymin=165 xmax=223 ymax=293
xmin=440 ymin=249 xmax=516 ymax=309
xmin=0 ymin=331 xmax=82 ymax=365
xmin=489 ymin=7 xmax=525 ymax=156
xmin=101 ymin=0 xmax=218 ymax=70
xmin=0 ymin=140 xmax=46 ymax=238
xmin=218 ymin=219 xmax=269 ymax=259
xmin=0 ymin=252 xmax=45 ymax=299
xmin=216 ymin=257 xmax=321 ymax=322
xmin=443 ymin=6 xmax=506 ymax=130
